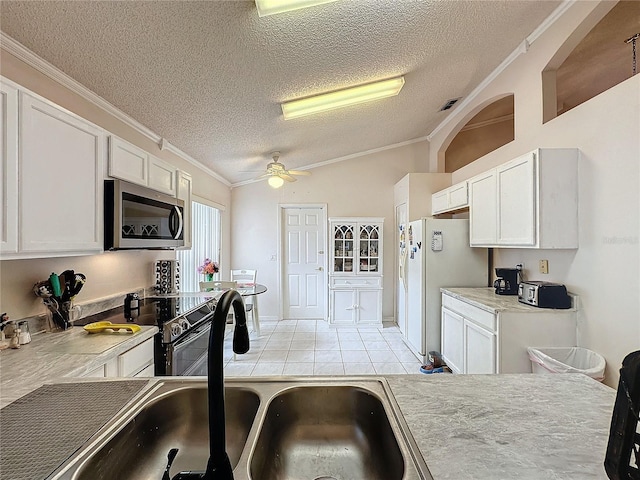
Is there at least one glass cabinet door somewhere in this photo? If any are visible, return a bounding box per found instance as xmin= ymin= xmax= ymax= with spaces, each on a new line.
xmin=333 ymin=224 xmax=355 ymax=273
xmin=358 ymin=224 xmax=380 ymax=273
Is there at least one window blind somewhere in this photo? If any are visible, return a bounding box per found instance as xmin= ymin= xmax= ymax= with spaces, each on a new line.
xmin=177 ymin=202 xmax=221 ymax=292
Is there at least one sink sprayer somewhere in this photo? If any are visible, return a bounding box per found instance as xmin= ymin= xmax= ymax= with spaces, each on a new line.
xmin=164 ymin=289 xmax=249 ymax=480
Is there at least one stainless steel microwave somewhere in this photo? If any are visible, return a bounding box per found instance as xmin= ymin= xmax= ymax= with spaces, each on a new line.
xmin=104 ymin=180 xmax=185 ymax=250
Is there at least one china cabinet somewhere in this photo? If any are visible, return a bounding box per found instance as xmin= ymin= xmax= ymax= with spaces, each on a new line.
xmin=328 ymin=217 xmax=383 ymax=326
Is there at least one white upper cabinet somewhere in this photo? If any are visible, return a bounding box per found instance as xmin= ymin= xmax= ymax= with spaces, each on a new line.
xmin=469 ymin=148 xmax=578 ymax=248
xmin=148 ymin=155 xmax=177 ymax=196
xmin=0 ymin=81 xmax=19 ymax=254
xmin=431 ymin=180 xmax=469 ymax=215
xmin=18 ymin=91 xmax=105 ymax=256
xmin=108 ymin=136 xmax=148 ymax=185
xmin=496 ymin=152 xmax=536 ymax=246
xmin=469 ymin=169 xmax=498 ymax=245
xmin=108 ymin=135 xmax=177 ymax=196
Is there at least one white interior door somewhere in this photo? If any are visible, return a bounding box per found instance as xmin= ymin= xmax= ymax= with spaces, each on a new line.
xmin=282 ymin=207 xmax=326 ymax=319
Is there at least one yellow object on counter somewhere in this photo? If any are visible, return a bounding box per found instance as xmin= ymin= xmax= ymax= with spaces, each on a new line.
xmin=83 ymin=321 xmax=141 ymax=334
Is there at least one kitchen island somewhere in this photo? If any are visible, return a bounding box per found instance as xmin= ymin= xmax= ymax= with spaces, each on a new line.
xmin=0 ymin=372 xmax=615 ymax=479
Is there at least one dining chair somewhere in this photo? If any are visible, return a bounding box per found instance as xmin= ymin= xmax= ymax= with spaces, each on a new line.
xmin=230 ymin=269 xmax=259 ymax=335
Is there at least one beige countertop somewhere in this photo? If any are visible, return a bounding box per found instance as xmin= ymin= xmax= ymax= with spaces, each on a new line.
xmin=441 ymin=287 xmax=578 ymax=313
xmin=1 ymin=373 xmax=616 ymax=480
xmin=0 ymin=325 xmax=157 ymax=408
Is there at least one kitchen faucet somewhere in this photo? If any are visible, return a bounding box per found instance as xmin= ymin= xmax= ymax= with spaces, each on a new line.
xmin=166 ymin=289 xmax=250 ymax=480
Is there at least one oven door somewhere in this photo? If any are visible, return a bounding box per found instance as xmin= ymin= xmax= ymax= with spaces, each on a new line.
xmin=166 ymin=320 xmax=211 ymax=376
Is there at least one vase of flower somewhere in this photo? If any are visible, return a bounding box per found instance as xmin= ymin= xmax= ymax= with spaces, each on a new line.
xmin=198 ymin=258 xmax=220 ymax=282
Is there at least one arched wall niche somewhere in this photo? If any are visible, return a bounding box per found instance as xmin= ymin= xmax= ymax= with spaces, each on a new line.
xmin=438 ymin=94 xmax=514 ymax=173
xmin=542 ymin=1 xmax=638 ymax=123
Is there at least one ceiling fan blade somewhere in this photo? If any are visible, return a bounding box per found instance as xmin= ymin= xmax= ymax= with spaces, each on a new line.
xmin=280 ymin=173 xmax=297 ymax=182
xmin=254 ymin=172 xmax=271 ymax=179
xmin=287 ymin=170 xmax=311 ymax=176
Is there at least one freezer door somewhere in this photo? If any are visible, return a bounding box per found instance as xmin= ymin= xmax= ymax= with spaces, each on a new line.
xmin=405 ymin=220 xmax=425 ymax=359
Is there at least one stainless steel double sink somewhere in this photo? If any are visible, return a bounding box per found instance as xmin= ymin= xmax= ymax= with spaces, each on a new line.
xmin=52 ymin=377 xmax=433 ymax=480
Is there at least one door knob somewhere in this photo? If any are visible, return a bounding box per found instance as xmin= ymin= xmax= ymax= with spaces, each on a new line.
xmin=315 ymin=267 xmax=323 ymax=271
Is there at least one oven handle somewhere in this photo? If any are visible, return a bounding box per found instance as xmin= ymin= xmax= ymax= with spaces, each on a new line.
xmin=172 ymin=318 xmax=212 ymax=351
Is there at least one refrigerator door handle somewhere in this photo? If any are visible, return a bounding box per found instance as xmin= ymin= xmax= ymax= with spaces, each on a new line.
xmin=399 ymin=247 xmax=408 ymax=291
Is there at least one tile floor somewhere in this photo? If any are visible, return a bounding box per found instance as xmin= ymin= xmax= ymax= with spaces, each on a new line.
xmin=222 ymin=319 xmax=425 ymax=376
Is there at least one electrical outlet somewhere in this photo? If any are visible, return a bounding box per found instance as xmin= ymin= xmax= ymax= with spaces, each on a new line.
xmin=539 ymin=259 xmax=549 ymax=274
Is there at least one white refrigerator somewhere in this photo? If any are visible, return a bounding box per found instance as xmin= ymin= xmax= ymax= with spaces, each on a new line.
xmin=403 ymin=218 xmax=487 ymax=364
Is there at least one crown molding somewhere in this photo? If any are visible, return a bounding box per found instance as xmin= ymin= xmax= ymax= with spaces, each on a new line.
xmin=230 ymin=134 xmax=430 ymax=188
xmin=1 ymin=32 xmax=231 ymax=187
xmin=427 ymin=0 xmax=574 ymax=142
xmin=460 ymin=113 xmax=514 ymax=132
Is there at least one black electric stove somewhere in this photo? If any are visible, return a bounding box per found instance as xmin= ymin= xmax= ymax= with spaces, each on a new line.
xmin=72 ymin=294 xmax=220 ymax=376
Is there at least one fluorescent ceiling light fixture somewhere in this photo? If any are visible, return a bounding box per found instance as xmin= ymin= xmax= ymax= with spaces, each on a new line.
xmin=281 ymin=76 xmax=405 ymax=120
xmin=255 ymin=0 xmax=338 ymax=17
xmin=267 ymin=176 xmax=285 ymax=188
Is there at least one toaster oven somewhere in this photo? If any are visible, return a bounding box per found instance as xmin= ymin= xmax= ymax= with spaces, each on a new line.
xmin=518 ymin=281 xmax=572 ymax=309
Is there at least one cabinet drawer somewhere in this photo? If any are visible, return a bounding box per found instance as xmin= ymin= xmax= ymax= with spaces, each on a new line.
xmin=442 ymin=294 xmax=496 ymax=332
xmin=330 ymin=277 xmax=382 ymax=288
xmin=118 ymin=338 xmax=154 ymax=377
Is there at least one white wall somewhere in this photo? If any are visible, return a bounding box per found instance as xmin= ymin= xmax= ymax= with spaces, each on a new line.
xmin=428 ymin=1 xmax=639 ymax=386
xmin=230 ymin=141 xmax=430 ymax=321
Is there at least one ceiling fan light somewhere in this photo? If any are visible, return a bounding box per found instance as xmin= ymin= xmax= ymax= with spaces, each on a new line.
xmin=268 ymin=175 xmax=285 ymax=188
xmin=255 ymin=0 xmax=337 ymax=17
xmin=281 ymin=76 xmax=405 ymax=120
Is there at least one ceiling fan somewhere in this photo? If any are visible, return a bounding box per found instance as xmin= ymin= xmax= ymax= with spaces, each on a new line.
xmin=257 ymin=152 xmax=311 ymax=188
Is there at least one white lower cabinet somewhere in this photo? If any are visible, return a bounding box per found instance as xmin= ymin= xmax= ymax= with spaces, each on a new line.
xmin=441 ymin=291 xmax=576 ymax=374
xmin=83 ymin=337 xmax=154 ymax=378
xmin=329 ymin=285 xmax=382 ymax=327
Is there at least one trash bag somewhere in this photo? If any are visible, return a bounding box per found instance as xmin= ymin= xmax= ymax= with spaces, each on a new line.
xmin=527 ymin=346 xmax=606 ymax=382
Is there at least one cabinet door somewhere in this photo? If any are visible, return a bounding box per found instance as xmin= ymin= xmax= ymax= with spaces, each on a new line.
xmin=356 ymin=289 xmax=382 ymax=325
xmin=448 ymin=181 xmax=468 ymax=210
xmin=0 ymin=81 xmax=18 ymax=254
xmin=176 ymin=170 xmax=192 ymax=249
xmin=118 ymin=337 xmax=154 ymax=377
xmin=497 ymin=152 xmax=536 ymax=246
xmin=330 ymin=289 xmax=356 ymax=325
xmin=357 ymin=223 xmax=381 ymax=274
xmin=148 ymin=155 xmax=177 ymax=196
xmin=441 ymin=307 xmax=464 ymax=374
xmin=109 ymin=135 xmax=148 ymax=185
xmin=331 ymin=223 xmax=356 ymax=274
xmin=464 ymin=321 xmax=496 ymax=374
xmin=20 ymin=93 xmax=104 ymax=254
xmin=431 ymin=190 xmax=448 ymax=215
xmin=468 ymin=170 xmax=497 ymax=246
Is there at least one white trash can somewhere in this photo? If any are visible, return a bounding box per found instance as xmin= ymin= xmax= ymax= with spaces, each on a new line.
xmin=527 ymin=346 xmax=606 ymax=382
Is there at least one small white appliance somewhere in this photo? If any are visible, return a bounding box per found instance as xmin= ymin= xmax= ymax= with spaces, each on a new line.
xmin=403 ymin=218 xmax=487 ymax=363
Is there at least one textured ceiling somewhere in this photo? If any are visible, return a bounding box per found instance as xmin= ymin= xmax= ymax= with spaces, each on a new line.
xmin=0 ymin=0 xmax=561 ymax=185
